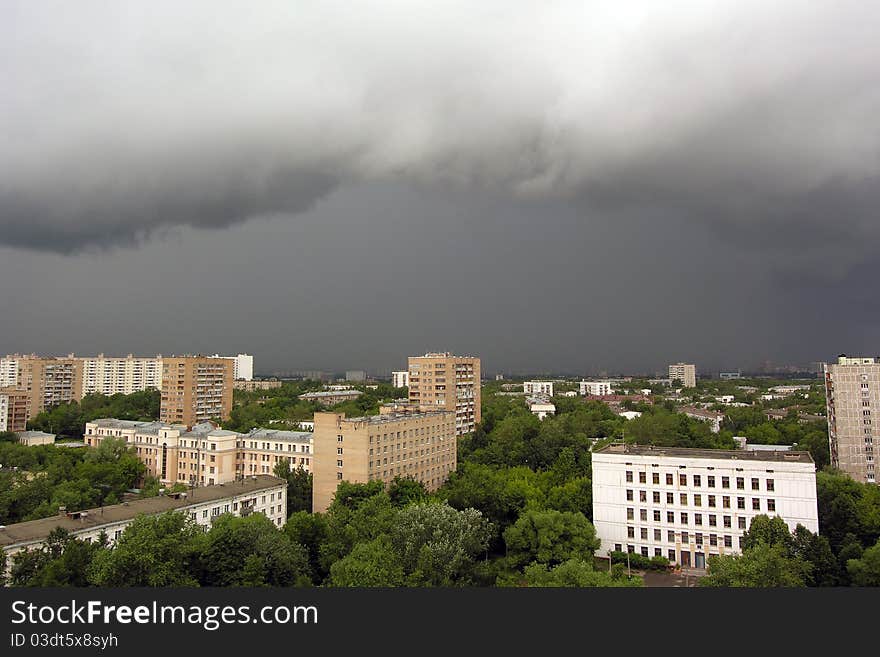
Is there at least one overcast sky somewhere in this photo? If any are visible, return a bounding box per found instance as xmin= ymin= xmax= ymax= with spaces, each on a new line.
xmin=1 ymin=1 xmax=878 ymax=375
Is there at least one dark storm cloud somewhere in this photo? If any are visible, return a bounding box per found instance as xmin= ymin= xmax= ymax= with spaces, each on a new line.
xmin=1 ymin=0 xmax=879 ymax=280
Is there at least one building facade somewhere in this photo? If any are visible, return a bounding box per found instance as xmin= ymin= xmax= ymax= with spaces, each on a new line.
xmin=80 ymin=354 xmax=163 ymax=395
xmin=160 ymin=356 xmax=233 ymax=428
xmin=669 ymin=363 xmax=697 ymax=388
xmin=407 ymin=352 xmax=480 ymax=435
xmin=526 ymin=397 xmax=556 ymax=420
xmin=1 ymin=475 xmax=288 ymax=564
xmin=824 ymin=355 xmax=879 ymax=485
xmin=233 ymin=379 xmax=282 ymax=392
xmin=524 ymin=381 xmax=554 ymax=397
xmin=312 ymin=409 xmax=456 ymax=513
xmin=299 ymin=389 xmax=363 ymax=405
xmin=592 ymin=444 xmax=819 ymax=568
xmin=392 ymin=371 xmax=410 ymax=388
xmin=15 ymin=356 xmax=84 ymax=418
xmin=580 ymin=380 xmax=614 ymax=396
xmin=211 ymin=354 xmax=254 ymax=381
xmin=85 ymin=419 xmax=313 ymax=486
xmin=0 ymin=388 xmax=30 ymax=433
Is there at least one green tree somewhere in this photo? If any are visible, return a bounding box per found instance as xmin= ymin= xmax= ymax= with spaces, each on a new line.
xmin=327 ymin=536 xmax=405 ymax=587
xmin=503 ymin=509 xmax=600 ymax=569
xmin=283 ymin=511 xmax=329 ymax=583
xmin=741 ymin=515 xmax=794 ymax=553
xmin=521 ymin=558 xmax=642 ymax=588
xmin=9 ymin=528 xmax=102 ymax=587
xmin=700 ymin=543 xmax=810 ymax=587
xmin=273 ymin=459 xmax=312 ymax=515
xmin=846 ymin=538 xmax=880 ymax=586
xmin=388 ymin=476 xmax=428 ymax=508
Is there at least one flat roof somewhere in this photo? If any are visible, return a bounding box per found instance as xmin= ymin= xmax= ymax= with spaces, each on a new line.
xmin=593 ymin=443 xmax=814 ymax=464
xmin=344 ymin=411 xmax=453 ymax=425
xmin=0 ymin=475 xmax=284 ymax=548
xmin=246 ymin=428 xmax=313 ymax=442
xmin=17 ymin=431 xmax=55 ymax=439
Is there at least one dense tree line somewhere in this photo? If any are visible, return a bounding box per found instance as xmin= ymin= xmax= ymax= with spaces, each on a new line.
xmin=27 ymin=390 xmax=160 ymax=440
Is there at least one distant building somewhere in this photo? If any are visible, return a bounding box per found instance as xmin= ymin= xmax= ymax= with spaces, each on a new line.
xmin=311 ymin=409 xmax=456 ymax=513
xmin=0 ymin=388 xmax=30 ymax=433
xmin=408 ymin=352 xmax=480 ymax=436
xmin=591 ymin=443 xmax=818 ymax=567
xmin=1 ymin=475 xmax=288 ymax=562
xmin=668 ymin=363 xmax=697 ymax=388
xmin=617 ymin=411 xmax=642 ymax=420
xmin=526 ymin=397 xmax=556 ymax=420
xmin=824 ymin=355 xmax=879 ymax=485
xmin=719 ymin=372 xmax=742 ymax=380
xmin=715 ymin=395 xmax=735 ymax=404
xmin=392 ymin=371 xmax=410 ymax=388
xmin=80 ymin=354 xmax=163 ymax=395
xmin=15 ymin=430 xmax=56 ymax=446
xmin=580 ymin=380 xmax=614 ymax=396
xmin=159 ymin=356 xmax=233 ymax=428
xmin=679 ymin=407 xmax=725 ymax=433
xmin=524 ymin=381 xmax=554 ymax=397
xmin=233 ymin=379 xmax=282 ymax=392
xmin=210 ymin=354 xmax=254 ymax=381
xmin=345 ymin=370 xmax=366 ymax=382
xmin=495 ymin=374 xmax=504 ymax=381
xmin=299 ymin=389 xmax=363 ymax=406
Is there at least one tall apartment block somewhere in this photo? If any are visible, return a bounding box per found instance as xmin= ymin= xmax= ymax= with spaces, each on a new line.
xmin=407 ymin=352 xmax=480 ymax=435
xmin=211 ymin=354 xmax=254 ymax=381
xmin=14 ymin=356 xmax=84 ymax=418
xmin=311 ymin=409 xmax=457 ymax=513
xmin=824 ymin=355 xmax=879 ymax=485
xmin=80 ymin=354 xmax=163 ymax=395
xmin=669 ymin=363 xmax=697 ymax=388
xmin=160 ymin=356 xmax=233 ymax=428
xmin=592 ymin=444 xmax=818 ymax=567
xmin=0 ymin=388 xmax=30 ymax=433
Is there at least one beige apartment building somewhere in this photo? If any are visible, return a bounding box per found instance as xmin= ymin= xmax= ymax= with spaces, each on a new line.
xmin=407 ymin=352 xmax=480 ymax=435
xmin=15 ymin=356 xmax=84 ymax=418
xmin=825 ymin=355 xmax=879 ymax=485
xmin=312 ymin=409 xmax=456 ymax=513
xmin=0 ymin=387 xmax=30 ymax=433
xmin=85 ymin=419 xmax=313 ymax=487
xmin=160 ymin=356 xmax=233 ymax=428
xmin=233 ymin=379 xmax=282 ymax=392
xmin=669 ymin=363 xmax=697 ymax=388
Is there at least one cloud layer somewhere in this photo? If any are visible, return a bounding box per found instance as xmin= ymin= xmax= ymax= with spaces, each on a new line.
xmin=2 ymin=1 xmax=879 ymax=269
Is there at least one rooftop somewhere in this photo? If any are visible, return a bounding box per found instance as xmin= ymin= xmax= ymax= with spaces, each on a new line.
xmin=593 ymin=443 xmax=814 ymax=464
xmin=17 ymin=431 xmax=56 ymax=439
xmin=246 ymin=428 xmax=313 ymax=442
xmin=0 ymin=475 xmax=284 ymax=548
xmin=342 ymin=411 xmax=453 ymax=425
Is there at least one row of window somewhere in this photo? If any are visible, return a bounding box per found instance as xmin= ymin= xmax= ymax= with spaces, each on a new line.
xmin=626 ymin=470 xmax=775 ymax=491
xmin=625 ymin=489 xmax=776 ymax=511
xmin=627 ymin=510 xmax=756 ymax=529
xmin=625 ymin=528 xmax=738 ymax=548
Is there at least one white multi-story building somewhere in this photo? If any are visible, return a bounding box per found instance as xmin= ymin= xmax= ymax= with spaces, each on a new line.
xmin=211 ymin=354 xmax=254 ymax=381
xmin=524 ymin=381 xmax=554 ymax=397
xmin=0 ymin=357 xmax=19 ymax=388
xmin=580 ymin=380 xmax=614 ymax=396
xmin=80 ymin=354 xmax=164 ymax=395
xmin=526 ymin=396 xmax=556 ymax=420
xmin=592 ymin=444 xmax=819 ymax=568
xmin=669 ymin=363 xmax=697 ymax=388
xmin=392 ymin=371 xmax=410 ymax=388
xmin=0 ymin=475 xmax=287 ymax=564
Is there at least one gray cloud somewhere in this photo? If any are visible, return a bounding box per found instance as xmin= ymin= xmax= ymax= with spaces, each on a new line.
xmin=2 ymin=0 xmax=879 ymax=279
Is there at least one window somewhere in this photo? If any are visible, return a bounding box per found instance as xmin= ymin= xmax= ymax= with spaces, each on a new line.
xmin=640 ymin=509 xmax=648 ymax=521
xmin=641 ymin=546 xmax=649 ymax=557
xmin=723 ymin=516 xmax=731 ymax=528
xmin=653 ymin=510 xmax=661 ymax=522
xmin=654 ymin=529 xmax=662 ymax=541
xmin=723 ymin=496 xmax=731 ymax=509
xmin=655 ymin=548 xmax=662 ymax=557
xmin=751 ymin=478 xmax=760 ymax=491
xmin=680 ymin=493 xmax=687 ymax=505
xmin=627 ymin=526 xmax=635 ymax=538
xmin=666 ymin=473 xmax=674 ymax=485
xmin=652 ymin=472 xmax=660 ymax=485
xmin=722 ymin=476 xmax=730 ymax=489
xmin=738 ymin=517 xmax=747 ymax=530
xmin=336 ymin=472 xmax=343 ymax=480
xmin=337 ymin=447 xmax=343 ymax=455
xmin=766 ymin=479 xmax=775 ymax=491
xmin=639 ymin=472 xmax=646 ymax=484
xmin=767 ymin=499 xmax=776 ymax=512
xmin=694 ymin=494 xmax=702 ymax=507
xmin=710 ymin=534 xmax=718 ymax=546
xmin=695 ymin=533 xmax=703 ymax=545
xmin=681 ymin=531 xmax=689 ymax=544
xmin=679 ymin=474 xmax=687 ymax=486
xmin=680 ymin=513 xmax=688 ymax=525
xmin=615 ymin=544 xmax=622 ymax=552
xmin=709 ymin=514 xmax=717 ymax=527
xmin=752 ymin=498 xmax=761 ymax=511
xmin=708 ymin=495 xmax=716 ymax=508
xmin=694 ymin=513 xmax=703 ymax=526
xmin=626 ymin=489 xmax=634 ymax=501
xmin=627 ymin=508 xmax=634 ymax=521
xmin=337 ymin=435 xmax=343 ymax=442
xmin=736 ymin=477 xmax=744 ymax=490
xmin=668 ymin=549 xmax=676 ymax=561
xmin=626 ymin=470 xmax=633 ymax=483
xmin=667 ymin=512 xmax=674 ymax=523
xmin=667 ymin=492 xmax=674 ymax=504
xmin=653 ymin=491 xmax=661 ymax=504
xmin=724 ymin=535 xmax=732 ymax=548
xmin=627 ymin=545 xmax=635 ymax=554
xmin=707 ymin=476 xmax=716 ymax=488
xmin=737 ymin=497 xmax=746 ymax=510
xmin=641 ymin=528 xmax=648 ymax=540
xmin=667 ymin=531 xmax=675 ymax=543
xmin=693 ymin=475 xmax=702 ymax=487
xmin=337 ymin=459 xmax=343 ymax=467
xmin=640 ymin=490 xmax=647 ymax=502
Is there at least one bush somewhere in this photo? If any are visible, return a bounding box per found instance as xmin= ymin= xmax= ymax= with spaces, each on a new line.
xmin=608 ymin=550 xmax=670 ymax=571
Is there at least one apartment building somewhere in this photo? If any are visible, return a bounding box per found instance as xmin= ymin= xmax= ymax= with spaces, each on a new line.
xmin=392 ymin=371 xmax=410 ymax=388
xmin=527 ymin=397 xmax=556 ymax=420
xmin=524 ymin=381 xmax=554 ymax=397
xmin=312 ymin=409 xmax=456 ymax=513
xmin=0 ymin=357 xmax=19 ymax=388
xmin=15 ymin=355 xmax=83 ymax=418
xmin=211 ymin=354 xmax=254 ymax=381
xmin=1 ymin=475 xmax=288 ymax=564
xmin=160 ymin=356 xmax=233 ymax=428
xmin=299 ymin=389 xmax=363 ymax=405
xmin=407 ymin=352 xmax=480 ymax=436
xmin=233 ymin=379 xmax=282 ymax=392
xmin=0 ymin=387 xmax=30 ymax=433
xmin=669 ymin=363 xmax=697 ymax=388
xmin=592 ymin=444 xmax=818 ymax=568
xmin=580 ymin=380 xmax=614 ymax=396
xmin=824 ymin=355 xmax=879 ymax=484
xmin=80 ymin=354 xmax=163 ymax=395
xmin=85 ymin=420 xmax=313 ymax=487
